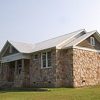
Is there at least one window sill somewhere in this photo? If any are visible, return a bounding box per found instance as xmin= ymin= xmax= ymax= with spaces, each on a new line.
xmin=41 ymin=66 xmax=52 ymax=69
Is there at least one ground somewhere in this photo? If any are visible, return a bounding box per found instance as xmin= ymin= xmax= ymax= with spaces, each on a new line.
xmin=0 ymin=86 xmax=100 ymax=100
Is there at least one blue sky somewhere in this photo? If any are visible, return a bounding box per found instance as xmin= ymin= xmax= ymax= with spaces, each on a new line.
xmin=0 ymin=0 xmax=100 ymax=49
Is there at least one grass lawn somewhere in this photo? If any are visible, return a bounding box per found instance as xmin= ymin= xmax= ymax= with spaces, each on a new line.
xmin=0 ymin=86 xmax=100 ymax=100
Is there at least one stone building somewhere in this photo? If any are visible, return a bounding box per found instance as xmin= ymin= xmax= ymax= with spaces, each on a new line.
xmin=0 ymin=29 xmax=100 ymax=88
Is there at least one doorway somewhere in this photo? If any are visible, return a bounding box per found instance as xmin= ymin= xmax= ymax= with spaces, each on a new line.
xmin=8 ymin=62 xmax=15 ymax=82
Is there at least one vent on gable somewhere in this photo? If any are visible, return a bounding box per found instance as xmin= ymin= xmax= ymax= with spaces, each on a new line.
xmin=90 ymin=37 xmax=95 ymax=46
xmin=9 ymin=45 xmax=13 ymax=53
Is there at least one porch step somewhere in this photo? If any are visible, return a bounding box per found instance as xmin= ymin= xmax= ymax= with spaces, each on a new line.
xmin=0 ymin=81 xmax=14 ymax=89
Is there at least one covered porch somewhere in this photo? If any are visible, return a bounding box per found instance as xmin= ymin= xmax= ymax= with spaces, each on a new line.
xmin=0 ymin=53 xmax=31 ymax=88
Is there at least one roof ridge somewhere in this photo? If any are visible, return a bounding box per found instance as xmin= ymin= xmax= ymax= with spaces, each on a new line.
xmin=8 ymin=29 xmax=85 ymax=46
xmin=87 ymin=30 xmax=97 ymax=33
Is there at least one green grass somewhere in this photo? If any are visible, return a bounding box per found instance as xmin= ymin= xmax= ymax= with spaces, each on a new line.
xmin=0 ymin=86 xmax=100 ymax=100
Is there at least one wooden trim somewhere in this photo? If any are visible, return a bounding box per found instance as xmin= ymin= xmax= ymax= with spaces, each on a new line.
xmin=1 ymin=43 xmax=9 ymax=57
xmin=73 ymin=46 xmax=100 ymax=53
xmin=74 ymin=31 xmax=97 ymax=46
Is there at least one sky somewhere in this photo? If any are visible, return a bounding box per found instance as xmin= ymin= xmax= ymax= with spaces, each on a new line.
xmin=0 ymin=0 xmax=100 ymax=50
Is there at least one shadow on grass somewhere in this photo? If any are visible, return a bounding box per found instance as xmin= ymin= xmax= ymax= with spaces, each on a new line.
xmin=0 ymin=88 xmax=49 ymax=93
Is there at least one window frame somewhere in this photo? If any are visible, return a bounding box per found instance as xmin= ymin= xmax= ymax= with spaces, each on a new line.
xmin=47 ymin=51 xmax=52 ymax=67
xmin=33 ymin=54 xmax=38 ymax=60
xmin=41 ymin=52 xmax=47 ymax=68
xmin=41 ymin=51 xmax=52 ymax=69
xmin=90 ymin=37 xmax=95 ymax=46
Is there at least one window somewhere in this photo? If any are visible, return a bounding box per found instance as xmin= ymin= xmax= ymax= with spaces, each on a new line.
xmin=42 ymin=52 xmax=46 ymax=68
xmin=34 ymin=54 xmax=38 ymax=60
xmin=41 ymin=51 xmax=52 ymax=68
xmin=90 ymin=37 xmax=95 ymax=46
xmin=47 ymin=51 xmax=52 ymax=67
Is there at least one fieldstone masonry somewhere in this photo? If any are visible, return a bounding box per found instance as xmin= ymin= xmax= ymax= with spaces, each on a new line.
xmin=29 ymin=48 xmax=100 ymax=87
xmin=0 ymin=48 xmax=100 ymax=88
xmin=30 ymin=48 xmax=74 ymax=87
xmin=30 ymin=48 xmax=57 ymax=87
xmin=56 ymin=49 xmax=73 ymax=87
xmin=73 ymin=48 xmax=100 ymax=87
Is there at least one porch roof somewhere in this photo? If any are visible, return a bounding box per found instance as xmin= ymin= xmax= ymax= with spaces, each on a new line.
xmin=1 ymin=53 xmax=31 ymax=63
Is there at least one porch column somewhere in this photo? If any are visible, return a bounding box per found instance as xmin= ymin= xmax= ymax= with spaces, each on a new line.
xmin=21 ymin=59 xmax=25 ymax=86
xmin=15 ymin=61 xmax=17 ymax=75
xmin=22 ymin=59 xmax=25 ymax=80
xmin=22 ymin=59 xmax=24 ymax=72
xmin=0 ymin=62 xmax=3 ymax=80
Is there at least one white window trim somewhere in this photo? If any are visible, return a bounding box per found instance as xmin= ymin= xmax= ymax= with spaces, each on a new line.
xmin=41 ymin=51 xmax=52 ymax=69
xmin=90 ymin=37 xmax=95 ymax=46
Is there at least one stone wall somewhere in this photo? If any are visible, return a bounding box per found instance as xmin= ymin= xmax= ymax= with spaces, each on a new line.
xmin=1 ymin=47 xmax=100 ymax=88
xmin=0 ymin=63 xmax=9 ymax=82
xmin=73 ymin=48 xmax=100 ymax=87
xmin=56 ymin=48 xmax=73 ymax=87
xmin=30 ymin=48 xmax=57 ymax=87
xmin=29 ymin=48 xmax=74 ymax=87
xmin=0 ymin=63 xmax=11 ymax=87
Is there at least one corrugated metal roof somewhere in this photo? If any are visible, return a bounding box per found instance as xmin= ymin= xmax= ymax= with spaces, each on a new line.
xmin=5 ymin=29 xmax=85 ymax=53
xmin=9 ymin=41 xmax=35 ymax=53
xmin=2 ymin=29 xmax=98 ymax=54
xmin=32 ymin=29 xmax=85 ymax=52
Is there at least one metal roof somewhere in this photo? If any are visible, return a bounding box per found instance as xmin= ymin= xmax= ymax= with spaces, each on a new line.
xmin=1 ymin=29 xmax=99 ymax=54
xmin=62 ymin=30 xmax=98 ymax=48
xmin=9 ymin=41 xmax=35 ymax=53
xmin=32 ymin=29 xmax=85 ymax=52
